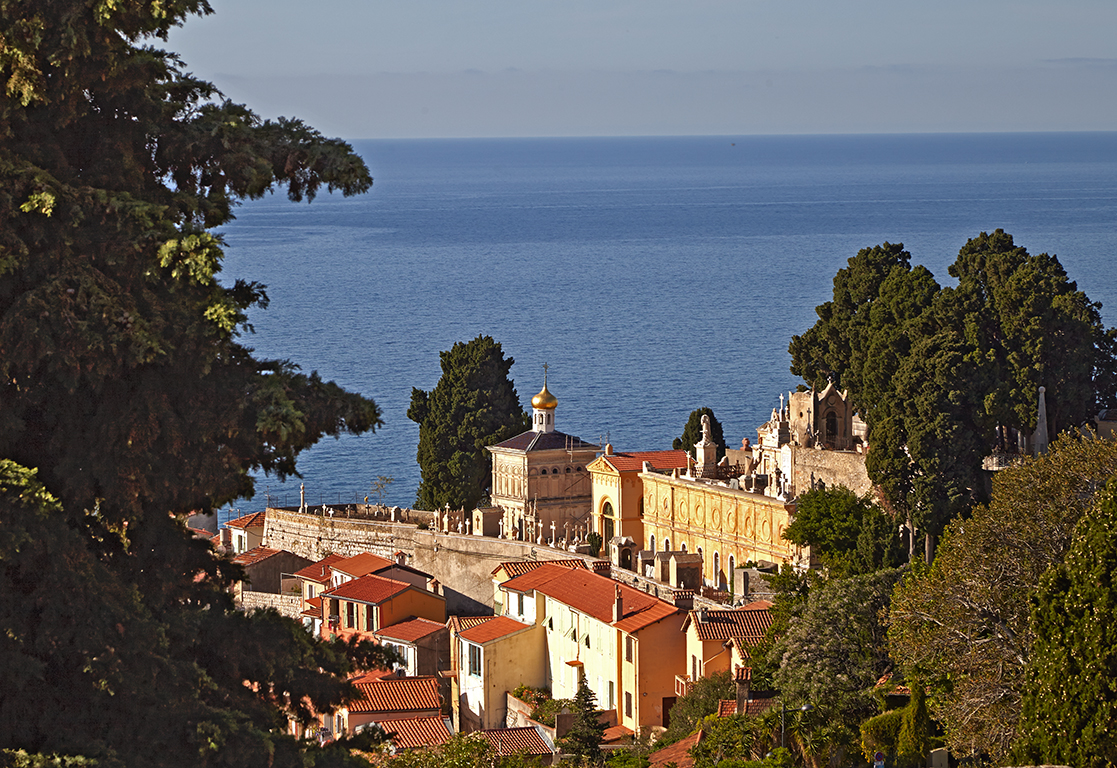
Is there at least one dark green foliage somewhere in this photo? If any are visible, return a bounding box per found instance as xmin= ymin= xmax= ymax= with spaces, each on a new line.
xmin=408 ymin=335 xmax=529 ymax=511
xmin=0 ymin=2 xmax=393 ymax=766
xmin=587 ymin=531 xmax=603 ymax=557
xmin=672 ymin=407 xmax=726 ymax=461
xmin=559 ymin=675 xmax=606 ymax=763
xmin=860 ymin=709 xmax=903 ymax=764
xmin=896 ymin=686 xmax=930 ymax=768
xmin=783 ymin=486 xmax=904 ymax=575
xmin=789 ymin=231 xmax=1117 ymax=541
xmin=658 ymin=671 xmax=736 ymax=746
xmin=888 ymin=434 xmax=1117 ymax=762
xmin=771 ymin=568 xmax=906 ymax=753
xmin=687 ymin=714 xmax=770 ymax=768
xmin=1013 ymin=479 xmax=1117 ymax=767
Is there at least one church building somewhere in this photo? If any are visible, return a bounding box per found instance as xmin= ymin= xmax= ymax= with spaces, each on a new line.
xmin=486 ymin=374 xmax=600 ymax=543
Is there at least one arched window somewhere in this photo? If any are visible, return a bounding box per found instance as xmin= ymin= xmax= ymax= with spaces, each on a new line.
xmin=664 ymin=538 xmax=670 ymax=551
xmin=552 ymin=467 xmax=560 ymax=474
xmin=826 ymin=411 xmax=838 ymax=438
xmin=681 ymin=542 xmax=687 ymax=553
xmin=714 ymin=552 xmax=722 ymax=590
xmin=540 ymin=468 xmax=547 ymax=475
xmin=565 ymin=466 xmax=572 ymax=473
xmin=649 ymin=535 xmax=656 ymax=553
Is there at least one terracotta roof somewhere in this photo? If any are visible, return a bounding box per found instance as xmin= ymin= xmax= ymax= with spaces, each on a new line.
xmin=491 ymin=429 xmax=599 ymax=453
xmin=293 ymin=553 xmax=346 ymax=583
xmin=717 ymin=699 xmax=737 ymax=718
xmin=379 ymin=716 xmax=453 ymax=750
xmin=684 ymin=603 xmax=773 ymax=643
xmin=351 ymin=669 xmax=400 ymax=684
xmin=480 ymin=727 xmax=553 ymax=756
xmin=501 ymin=564 xmax=679 ymax=633
xmin=742 ymin=697 xmax=778 ymax=716
xmin=302 ymin=596 xmax=323 ymax=619
xmin=875 ymin=672 xmax=912 ymax=696
xmin=595 ymin=450 xmax=689 ymax=474
xmin=324 ymin=573 xmax=411 ymax=605
xmin=232 ymin=546 xmax=281 ymax=566
xmin=458 ymin=616 xmax=532 ymax=644
xmin=492 ymin=559 xmax=589 ymax=578
xmin=333 ymin=552 xmax=394 ymax=578
xmin=648 ymin=730 xmax=702 ymax=768
xmin=603 ymin=724 xmax=634 ymax=743
xmin=347 ymin=676 xmax=441 ymax=716
xmin=226 ymin=511 xmax=266 ymax=530
xmin=373 ymin=617 xmax=447 ymax=644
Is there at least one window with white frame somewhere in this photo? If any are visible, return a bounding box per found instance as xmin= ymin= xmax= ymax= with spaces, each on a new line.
xmin=468 ymin=643 xmax=481 ymax=677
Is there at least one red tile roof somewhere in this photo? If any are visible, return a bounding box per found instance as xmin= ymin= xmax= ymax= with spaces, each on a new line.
xmin=458 ymin=616 xmax=532 ymax=644
xmin=491 ymin=559 xmax=588 ymax=578
xmin=293 ymin=553 xmax=346 ymax=583
xmin=347 ymin=676 xmax=441 ymax=716
xmin=717 ymin=699 xmax=737 ymax=718
xmin=333 ymin=552 xmax=394 ymax=578
xmin=480 ymin=727 xmax=553 ymax=756
xmin=302 ymin=596 xmax=323 ymax=619
xmin=448 ymin=615 xmax=493 ymax=633
xmin=232 ymin=546 xmax=281 ymax=566
xmin=501 ymin=564 xmax=679 ymax=633
xmin=351 ymin=669 xmax=399 ymax=684
xmin=648 ymin=730 xmax=702 ymax=768
xmin=742 ymin=697 xmax=777 ymax=716
xmin=595 ymin=450 xmax=689 ymax=474
xmin=373 ymin=617 xmax=447 ymax=644
xmin=685 ymin=603 xmax=773 ymax=643
xmin=603 ymin=724 xmax=634 ymax=743
xmin=324 ymin=573 xmax=411 ymax=605
xmin=379 ymin=716 xmax=452 ymax=750
xmin=226 ymin=511 xmax=266 ymax=530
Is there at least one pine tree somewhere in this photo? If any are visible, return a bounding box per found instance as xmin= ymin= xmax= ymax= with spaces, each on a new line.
xmin=0 ymin=2 xmax=393 ymax=765
xmin=408 ymin=335 xmax=529 ymax=511
xmin=559 ymin=675 xmax=606 ymax=763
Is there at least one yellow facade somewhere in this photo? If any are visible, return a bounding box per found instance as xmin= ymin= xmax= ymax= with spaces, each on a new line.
xmin=588 ymin=463 xmax=645 ymax=546
xmin=640 ymin=472 xmax=804 ymax=588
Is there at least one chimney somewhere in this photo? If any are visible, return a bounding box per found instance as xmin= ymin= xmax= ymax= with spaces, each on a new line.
xmin=427 ymin=578 xmax=440 ymax=595
xmin=395 ymin=550 xmax=407 ymax=566
xmin=613 ymin=584 xmax=623 ymax=623
xmin=735 ymin=666 xmax=752 ymax=714
xmin=698 ymin=607 xmax=708 ymax=623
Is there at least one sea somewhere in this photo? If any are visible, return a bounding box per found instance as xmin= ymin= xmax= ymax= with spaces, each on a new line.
xmin=213 ymin=132 xmax=1117 ymax=523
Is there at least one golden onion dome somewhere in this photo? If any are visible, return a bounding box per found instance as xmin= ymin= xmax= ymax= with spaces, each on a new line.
xmin=532 ymin=383 xmax=558 ymax=410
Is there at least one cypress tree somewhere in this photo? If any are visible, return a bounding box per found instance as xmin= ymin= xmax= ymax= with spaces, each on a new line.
xmin=408 ymin=335 xmax=529 ymax=512
xmin=559 ymin=675 xmax=606 ymax=763
xmin=672 ymin=407 xmax=726 ymax=461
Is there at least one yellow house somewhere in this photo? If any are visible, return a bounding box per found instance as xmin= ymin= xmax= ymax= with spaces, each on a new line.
xmin=497 ymin=563 xmax=687 ymax=732
xmin=588 ymin=447 xmax=688 ymax=557
xmin=490 ymin=558 xmax=588 ymax=614
xmin=447 ymin=615 xmax=544 ymax=732
xmin=680 ymin=601 xmax=772 ymax=683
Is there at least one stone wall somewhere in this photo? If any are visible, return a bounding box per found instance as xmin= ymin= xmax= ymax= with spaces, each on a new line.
xmin=790 ymin=446 xmax=871 ymax=497
xmin=238 ymin=591 xmax=303 ymax=619
xmin=262 ymin=506 xmax=594 ymax=615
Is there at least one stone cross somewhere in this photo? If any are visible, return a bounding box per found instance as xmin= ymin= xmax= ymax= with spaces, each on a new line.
xmin=550 ymin=521 xmax=556 ymax=544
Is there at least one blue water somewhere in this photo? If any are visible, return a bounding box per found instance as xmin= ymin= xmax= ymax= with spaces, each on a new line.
xmin=214 ymin=133 xmax=1117 ymax=520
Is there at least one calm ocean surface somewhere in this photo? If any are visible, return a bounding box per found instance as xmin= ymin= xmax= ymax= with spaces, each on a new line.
xmin=215 ymin=133 xmax=1117 ymax=520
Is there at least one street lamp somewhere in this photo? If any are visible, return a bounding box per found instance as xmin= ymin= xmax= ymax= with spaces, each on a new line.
xmin=781 ymin=702 xmax=813 ymax=749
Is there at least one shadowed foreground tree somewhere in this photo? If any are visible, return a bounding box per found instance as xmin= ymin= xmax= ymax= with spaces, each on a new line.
xmin=0 ymin=1 xmax=394 ymax=766
xmin=408 ymin=335 xmax=528 ymax=511
xmin=559 ymin=676 xmax=606 ymax=763
xmin=888 ymin=434 xmax=1117 ymax=763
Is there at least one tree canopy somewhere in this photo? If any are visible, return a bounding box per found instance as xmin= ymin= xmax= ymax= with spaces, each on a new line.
xmin=1 ymin=1 xmax=392 ymax=765
xmin=888 ymin=434 xmax=1117 ymax=762
xmin=1013 ymin=478 xmax=1117 ymax=767
xmin=789 ymin=232 xmax=1117 ymax=542
xmin=558 ymin=675 xmax=606 ymax=762
xmin=782 ymin=486 xmax=904 ymax=576
xmin=408 ymin=335 xmax=529 ymax=511
xmin=673 ymin=407 xmax=727 ymax=461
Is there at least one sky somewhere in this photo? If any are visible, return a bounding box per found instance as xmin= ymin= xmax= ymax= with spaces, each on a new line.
xmin=165 ymin=0 xmax=1117 ymax=139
